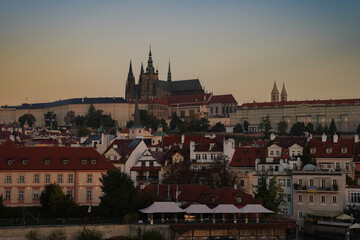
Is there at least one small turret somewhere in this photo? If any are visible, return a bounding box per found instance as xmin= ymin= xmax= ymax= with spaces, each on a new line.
xmin=281 ymin=83 xmax=287 ymax=102
xmin=271 ymin=81 xmax=279 ymax=102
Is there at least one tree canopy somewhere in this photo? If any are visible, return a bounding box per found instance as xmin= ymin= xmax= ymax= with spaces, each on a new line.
xmin=99 ymin=169 xmax=137 ymax=218
xmin=18 ymin=114 xmax=36 ymax=127
xmin=211 ymin=122 xmax=225 ymax=132
xmin=64 ymin=110 xmax=76 ymax=126
xmin=44 ymin=111 xmax=58 ymax=129
xmin=243 ymin=120 xmax=249 ymax=133
xmin=254 ymin=175 xmax=286 ymax=214
xmin=259 ymin=116 xmax=272 ymax=138
xmin=277 ymin=120 xmax=288 ymax=135
xmin=290 ymin=122 xmax=305 ymax=136
xmin=329 ymin=119 xmax=337 ymax=135
xmin=233 ymin=123 xmax=243 ymax=133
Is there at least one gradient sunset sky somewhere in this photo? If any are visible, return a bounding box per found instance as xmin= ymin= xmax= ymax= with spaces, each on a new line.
xmin=1 ymin=0 xmax=359 ymax=106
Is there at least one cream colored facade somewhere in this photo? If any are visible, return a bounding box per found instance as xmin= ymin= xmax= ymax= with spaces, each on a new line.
xmin=292 ymin=170 xmax=346 ymax=227
xmin=231 ymin=99 xmax=360 ymax=133
xmin=1 ymin=170 xmax=104 ymax=206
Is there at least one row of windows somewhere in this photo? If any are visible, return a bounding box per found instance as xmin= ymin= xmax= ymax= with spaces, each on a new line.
xmin=4 ymin=189 xmax=93 ymax=200
xmin=4 ymin=174 xmax=93 ymax=183
xmin=195 ymin=153 xmax=219 ymax=160
xmin=350 ymin=193 xmax=360 ymax=203
xmin=298 ymin=194 xmax=337 ymax=203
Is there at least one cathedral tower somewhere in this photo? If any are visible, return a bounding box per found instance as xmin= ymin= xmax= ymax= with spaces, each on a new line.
xmin=125 ymin=61 xmax=136 ymax=100
xmin=281 ymin=83 xmax=287 ymax=102
xmin=271 ymin=81 xmax=279 ymax=102
xmin=139 ymin=46 xmax=159 ymax=100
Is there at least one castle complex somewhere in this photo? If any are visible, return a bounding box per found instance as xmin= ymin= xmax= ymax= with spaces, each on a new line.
xmin=125 ymin=48 xmax=204 ymax=100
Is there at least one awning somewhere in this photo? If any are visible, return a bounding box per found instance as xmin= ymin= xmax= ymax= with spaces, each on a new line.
xmin=184 ymin=204 xmax=214 ymax=214
xmin=336 ymin=214 xmax=353 ymax=220
xmin=307 ymin=209 xmax=342 ymax=217
xmin=139 ymin=202 xmax=185 ymax=214
xmin=238 ymin=204 xmax=274 ymax=214
xmin=212 ymin=204 xmax=242 ymax=214
xmin=350 ymin=223 xmax=360 ymax=229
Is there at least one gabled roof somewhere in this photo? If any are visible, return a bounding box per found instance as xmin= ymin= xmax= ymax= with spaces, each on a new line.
xmin=166 ymin=94 xmax=212 ymax=106
xmin=0 ymin=140 xmax=115 ymax=170
xmin=103 ymin=139 xmax=138 ymax=163
xmin=230 ymin=147 xmax=266 ymax=167
xmin=209 ymin=94 xmax=237 ymax=104
xmin=170 ymin=79 xmax=203 ymax=93
xmin=267 ymin=136 xmax=307 ymax=148
xmin=308 ymin=138 xmax=354 ymax=158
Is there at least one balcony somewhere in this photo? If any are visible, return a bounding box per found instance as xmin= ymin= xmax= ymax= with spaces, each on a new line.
xmin=293 ymin=184 xmax=338 ymax=191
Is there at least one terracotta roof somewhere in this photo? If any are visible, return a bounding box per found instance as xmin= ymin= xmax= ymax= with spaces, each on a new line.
xmin=209 ymin=94 xmax=237 ymax=104
xmin=267 ymin=136 xmax=307 ymax=148
xmin=308 ymin=138 xmax=354 ymax=158
xmin=103 ymin=139 xmax=137 ymax=163
xmin=166 ymin=94 xmax=212 ymax=106
xmin=0 ymin=140 xmax=115 ymax=170
xmin=240 ymin=98 xmax=360 ymax=109
xmin=354 ymin=143 xmax=360 ymax=162
xmin=230 ymin=147 xmax=266 ymax=167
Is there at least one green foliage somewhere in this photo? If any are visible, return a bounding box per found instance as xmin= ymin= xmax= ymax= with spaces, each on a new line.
xmin=99 ymin=169 xmax=137 ymax=218
xmin=75 ymin=115 xmax=86 ymax=127
xmin=170 ymin=113 xmax=181 ymax=130
xmin=259 ymin=116 xmax=272 ymax=138
xmin=344 ymin=205 xmax=360 ymax=220
xmin=305 ymin=122 xmax=314 ymax=134
xmin=346 ymin=174 xmax=357 ymax=185
xmin=162 ymin=161 xmax=193 ymax=185
xmin=316 ymin=123 xmax=323 ymax=134
xmin=254 ymin=175 xmax=286 ymax=214
xmin=290 ymin=122 xmax=305 ymax=136
xmin=160 ymin=119 xmax=169 ymax=132
xmin=77 ymin=127 xmax=91 ymax=137
xmin=329 ymin=119 xmax=337 ymax=135
xmin=300 ymin=146 xmax=316 ymax=168
xmin=40 ymin=183 xmax=77 ymax=218
xmin=26 ymin=230 xmax=66 ymax=240
xmin=136 ymin=190 xmax=165 ymax=211
xmin=75 ymin=228 xmax=103 ymax=240
xmin=123 ymin=213 xmax=139 ymax=224
xmin=126 ymin=120 xmax=134 ymax=128
xmin=26 ymin=230 xmax=41 ymax=240
xmin=243 ymin=120 xmax=249 ymax=132
xmin=0 ymin=194 xmax=4 ymax=217
xmin=277 ymin=120 xmax=288 ymax=136
xmin=211 ymin=122 xmax=225 ymax=132
xmin=64 ymin=111 xmax=76 ymax=126
xmin=44 ymin=111 xmax=58 ymax=129
xmin=19 ymin=114 xmax=36 ymax=127
xmin=357 ymin=124 xmax=360 ymax=135
xmin=233 ymin=123 xmax=243 ymax=133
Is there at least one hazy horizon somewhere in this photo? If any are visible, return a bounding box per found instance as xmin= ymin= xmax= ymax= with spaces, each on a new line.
xmin=1 ymin=0 xmax=359 ymax=106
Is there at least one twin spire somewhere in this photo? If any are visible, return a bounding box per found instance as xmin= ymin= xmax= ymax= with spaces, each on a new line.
xmin=271 ymin=81 xmax=287 ymax=102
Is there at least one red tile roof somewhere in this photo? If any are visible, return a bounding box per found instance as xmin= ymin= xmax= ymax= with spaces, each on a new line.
xmin=240 ymin=98 xmax=360 ymax=109
xmin=267 ymin=137 xmax=307 ymax=148
xmin=308 ymin=138 xmax=354 ymax=158
xmin=166 ymin=94 xmax=212 ymax=106
xmin=0 ymin=140 xmax=115 ymax=170
xmin=209 ymin=94 xmax=237 ymax=104
xmin=103 ymin=139 xmax=136 ymax=163
xmin=230 ymin=147 xmax=266 ymax=167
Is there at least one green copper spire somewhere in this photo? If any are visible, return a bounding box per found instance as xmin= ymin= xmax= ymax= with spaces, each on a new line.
xmin=146 ymin=45 xmax=155 ymax=73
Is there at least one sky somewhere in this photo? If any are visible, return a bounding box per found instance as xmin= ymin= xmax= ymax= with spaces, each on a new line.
xmin=0 ymin=0 xmax=359 ymax=106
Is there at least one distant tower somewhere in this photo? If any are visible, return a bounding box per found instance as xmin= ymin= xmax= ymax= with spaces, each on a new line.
xmin=139 ymin=46 xmax=159 ymax=100
xmin=281 ymin=83 xmax=287 ymax=102
xmin=125 ymin=61 xmax=136 ymax=100
xmin=129 ymin=98 xmax=144 ymax=139
xmin=167 ymin=60 xmax=172 ymax=82
xmin=271 ymin=81 xmax=279 ymax=102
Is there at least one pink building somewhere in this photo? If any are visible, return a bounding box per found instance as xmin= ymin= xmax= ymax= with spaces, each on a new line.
xmin=0 ymin=140 xmax=116 ymax=207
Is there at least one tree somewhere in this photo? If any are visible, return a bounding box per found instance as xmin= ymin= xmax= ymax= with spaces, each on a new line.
xmin=243 ymin=120 xmax=249 ymax=133
xmin=0 ymin=194 xmax=4 ymax=216
xmin=233 ymin=123 xmax=243 ymax=133
xmin=75 ymin=115 xmax=86 ymax=127
xmin=44 ymin=111 xmax=57 ymax=129
xmin=357 ymin=124 xmax=360 ymax=135
xmin=160 ymin=119 xmax=169 ymax=132
xmin=211 ymin=122 xmax=225 ymax=132
xmin=136 ymin=190 xmax=165 ymax=211
xmin=18 ymin=114 xmax=36 ymax=127
xmin=77 ymin=127 xmax=90 ymax=137
xmin=290 ymin=122 xmax=305 ymax=136
xmin=75 ymin=228 xmax=103 ymax=240
xmin=316 ymin=123 xmax=324 ymax=134
xmin=162 ymin=161 xmax=193 ymax=185
xmin=277 ymin=120 xmax=288 ymax=136
xmin=300 ymin=146 xmax=316 ymax=168
xmin=40 ymin=183 xmax=76 ymax=218
xmin=207 ymin=155 xmax=233 ymax=188
xmin=344 ymin=205 xmax=360 ymax=220
xmin=99 ymin=169 xmax=137 ymax=218
xmin=254 ymin=175 xmax=286 ymax=214
xmin=64 ymin=110 xmax=76 ymax=126
xmin=259 ymin=116 xmax=272 ymax=138
xmin=305 ymin=122 xmax=314 ymax=135
xmin=170 ymin=113 xmax=181 ymax=130
xmin=329 ymin=119 xmax=337 ymax=135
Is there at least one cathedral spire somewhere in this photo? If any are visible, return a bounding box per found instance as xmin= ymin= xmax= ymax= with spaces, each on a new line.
xmin=128 ymin=60 xmax=133 ymax=76
xmin=167 ymin=60 xmax=172 ymax=82
xmin=271 ymin=81 xmax=279 ymax=102
xmin=281 ymin=82 xmax=287 ymax=102
xmin=146 ymin=45 xmax=155 ymax=73
xmin=125 ymin=60 xmax=136 ymax=100
xmin=140 ymin=62 xmax=144 ymax=74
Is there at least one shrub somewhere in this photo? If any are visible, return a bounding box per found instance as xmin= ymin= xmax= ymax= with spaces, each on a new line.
xmin=140 ymin=230 xmax=165 ymax=240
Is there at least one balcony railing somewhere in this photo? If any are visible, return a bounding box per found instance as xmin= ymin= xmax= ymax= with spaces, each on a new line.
xmin=293 ymin=184 xmax=338 ymax=191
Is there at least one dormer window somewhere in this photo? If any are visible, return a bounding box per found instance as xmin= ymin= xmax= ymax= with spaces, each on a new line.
xmin=341 ymin=148 xmax=347 ymax=154
xmin=81 ymin=160 xmax=87 ymax=165
xmin=8 ymin=159 xmax=14 ymax=165
xmin=91 ymin=160 xmax=97 ymax=165
xmin=22 ymin=159 xmax=28 ymax=165
xmin=326 ymin=148 xmax=332 ymax=154
xmin=45 ymin=159 xmax=51 ymax=165
xmin=113 ymin=145 xmax=117 ymax=149
xmin=63 ymin=159 xmax=69 ymax=165
xmin=310 ymin=148 xmax=316 ymax=154
xmin=236 ymin=196 xmax=242 ymax=203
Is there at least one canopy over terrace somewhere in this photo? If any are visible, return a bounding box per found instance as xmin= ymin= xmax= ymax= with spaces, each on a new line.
xmin=139 ymin=201 xmax=185 ymax=224
xmin=238 ymin=204 xmax=274 ymax=214
xmin=184 ymin=204 xmax=214 ymax=223
xmin=212 ymin=204 xmax=242 ymax=223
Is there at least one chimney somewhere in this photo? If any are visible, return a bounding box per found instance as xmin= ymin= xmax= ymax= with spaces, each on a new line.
xmin=270 ymin=132 xmax=276 ymax=140
xmin=333 ymin=133 xmax=338 ymax=144
xmin=355 ymin=135 xmax=359 ymax=144
xmin=322 ymin=133 xmax=327 ymax=143
xmin=181 ymin=134 xmax=185 ymax=144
